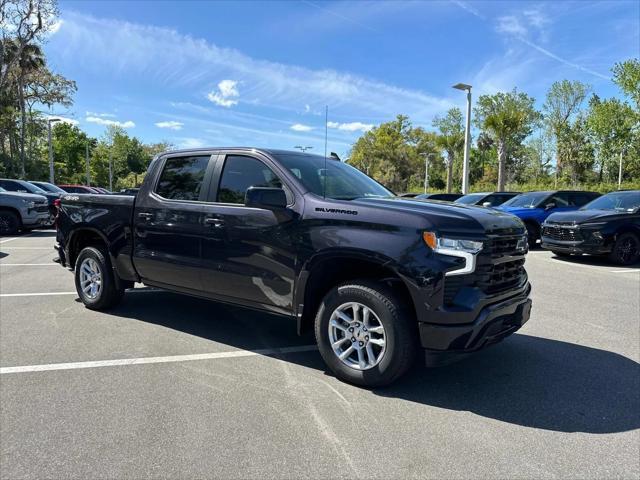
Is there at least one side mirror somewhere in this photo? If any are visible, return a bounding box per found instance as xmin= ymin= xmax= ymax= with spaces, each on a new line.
xmin=482 ymin=202 xmax=492 ymax=208
xmin=245 ymin=187 xmax=288 ymax=209
xmin=544 ymin=202 xmax=556 ymax=210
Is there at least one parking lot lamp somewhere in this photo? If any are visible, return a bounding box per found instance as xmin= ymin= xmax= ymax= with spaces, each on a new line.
xmin=452 ymin=83 xmax=472 ymax=194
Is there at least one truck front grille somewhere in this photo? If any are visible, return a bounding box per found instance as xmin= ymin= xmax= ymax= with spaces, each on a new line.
xmin=542 ymin=225 xmax=582 ymax=241
xmin=443 ymin=232 xmax=528 ymax=306
xmin=34 ymin=205 xmax=49 ymax=213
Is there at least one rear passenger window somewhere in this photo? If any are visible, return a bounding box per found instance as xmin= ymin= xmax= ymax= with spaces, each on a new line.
xmin=570 ymin=193 xmax=593 ymax=206
xmin=156 ymin=156 xmax=210 ymax=201
xmin=217 ymin=156 xmax=282 ymax=204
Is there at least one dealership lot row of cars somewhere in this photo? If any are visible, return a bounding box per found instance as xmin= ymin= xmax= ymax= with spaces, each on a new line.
xmin=1 ymin=176 xmax=638 ymax=265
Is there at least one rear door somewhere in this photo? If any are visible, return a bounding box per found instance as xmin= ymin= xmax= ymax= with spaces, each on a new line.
xmin=199 ymin=152 xmax=299 ymax=312
xmin=132 ymin=153 xmax=216 ymax=291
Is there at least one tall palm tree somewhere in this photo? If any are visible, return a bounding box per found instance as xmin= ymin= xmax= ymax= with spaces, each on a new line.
xmin=474 ymin=90 xmax=542 ymax=191
xmin=4 ymin=40 xmax=45 ymax=178
xmin=433 ymin=108 xmax=464 ymax=193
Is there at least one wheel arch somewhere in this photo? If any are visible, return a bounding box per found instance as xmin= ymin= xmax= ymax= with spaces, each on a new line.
xmin=0 ymin=206 xmax=23 ymax=226
xmin=67 ymin=227 xmax=111 ymax=269
xmin=294 ymin=250 xmax=416 ymax=335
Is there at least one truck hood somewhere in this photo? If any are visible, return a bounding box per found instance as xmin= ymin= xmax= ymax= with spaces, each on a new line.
xmin=0 ymin=191 xmax=47 ymax=203
xmin=545 ymin=209 xmax=636 ymax=225
xmin=351 ymin=197 xmax=526 ymax=234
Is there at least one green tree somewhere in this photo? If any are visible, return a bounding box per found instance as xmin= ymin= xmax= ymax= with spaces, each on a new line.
xmin=52 ymin=122 xmax=93 ymax=184
xmin=432 ymin=108 xmax=464 ymax=193
xmin=612 ymin=58 xmax=640 ymax=109
xmin=474 ymin=90 xmax=541 ymax=191
xmin=543 ymin=80 xmax=591 ymax=178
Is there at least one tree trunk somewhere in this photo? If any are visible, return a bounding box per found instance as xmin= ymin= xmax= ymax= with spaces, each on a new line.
xmin=446 ymin=152 xmax=453 ymax=193
xmin=497 ymin=139 xmax=507 ymax=192
xmin=18 ymin=78 xmax=27 ymax=179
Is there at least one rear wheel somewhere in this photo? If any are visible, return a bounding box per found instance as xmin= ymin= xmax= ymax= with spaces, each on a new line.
xmin=74 ymin=246 xmax=125 ymax=310
xmin=609 ymin=233 xmax=640 ymax=266
xmin=315 ymin=280 xmax=417 ymax=387
xmin=0 ymin=211 xmax=20 ymax=236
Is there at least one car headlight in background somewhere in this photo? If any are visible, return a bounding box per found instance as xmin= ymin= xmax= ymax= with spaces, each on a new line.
xmin=423 ymin=232 xmax=483 ymax=276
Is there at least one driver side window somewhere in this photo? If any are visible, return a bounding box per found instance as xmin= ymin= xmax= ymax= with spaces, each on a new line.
xmin=548 ymin=193 xmax=570 ymax=207
xmin=217 ymin=155 xmax=283 ymax=204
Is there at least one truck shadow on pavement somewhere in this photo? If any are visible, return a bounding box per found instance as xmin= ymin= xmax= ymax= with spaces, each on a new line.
xmin=111 ymin=290 xmax=639 ymax=435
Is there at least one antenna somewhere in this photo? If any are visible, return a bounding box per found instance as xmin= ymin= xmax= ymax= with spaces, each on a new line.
xmin=323 ymin=105 xmax=328 ymax=198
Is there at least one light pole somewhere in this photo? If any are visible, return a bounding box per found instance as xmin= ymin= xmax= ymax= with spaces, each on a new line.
xmin=47 ymin=118 xmax=62 ymax=184
xmin=420 ymin=152 xmax=433 ymax=194
xmin=86 ymin=142 xmax=91 ymax=186
xmin=294 ymin=145 xmax=313 ymax=153
xmin=453 ymin=83 xmax=472 ymax=194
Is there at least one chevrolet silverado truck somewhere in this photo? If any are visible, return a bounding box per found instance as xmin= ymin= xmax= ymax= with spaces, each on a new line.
xmin=0 ymin=187 xmax=50 ymax=235
xmin=55 ymin=148 xmax=532 ymax=387
xmin=542 ymin=190 xmax=640 ymax=265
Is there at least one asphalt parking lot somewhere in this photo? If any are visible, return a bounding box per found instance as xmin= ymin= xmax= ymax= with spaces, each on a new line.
xmin=1 ymin=230 xmax=638 ymax=479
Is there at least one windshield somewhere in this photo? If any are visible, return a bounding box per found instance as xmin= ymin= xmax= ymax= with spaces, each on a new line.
xmin=581 ymin=191 xmax=640 ymax=212
xmin=32 ymin=182 xmax=65 ymax=193
xmin=275 ymin=154 xmax=393 ymax=200
xmin=502 ymin=192 xmax=550 ymax=208
xmin=455 ymin=193 xmax=486 ymax=204
xmin=17 ymin=180 xmax=46 ymax=194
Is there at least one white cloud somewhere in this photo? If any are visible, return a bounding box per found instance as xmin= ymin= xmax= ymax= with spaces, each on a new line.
xmin=86 ymin=111 xmax=116 ymax=118
xmin=177 ymin=137 xmax=206 ymax=149
xmin=155 ymin=120 xmax=184 ymax=130
xmin=523 ymin=9 xmax=549 ymax=30
xmin=53 ymin=13 xmax=454 ymax=121
xmin=496 ymin=16 xmax=527 ymax=37
xmin=47 ymin=115 xmax=78 ymax=126
xmin=290 ymin=123 xmax=314 ymax=132
xmin=327 ymin=121 xmax=373 ymax=132
xmin=85 ymin=116 xmax=135 ymax=128
xmin=207 ymin=79 xmax=239 ymax=108
xmin=49 ymin=19 xmax=64 ymax=35
xmin=304 ymin=104 xmax=311 ymax=113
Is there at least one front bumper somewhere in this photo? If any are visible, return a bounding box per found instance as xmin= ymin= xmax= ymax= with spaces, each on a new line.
xmin=419 ymin=283 xmax=532 ymax=366
xmin=22 ymin=210 xmax=50 ymax=228
xmin=541 ymin=239 xmax=612 ymax=255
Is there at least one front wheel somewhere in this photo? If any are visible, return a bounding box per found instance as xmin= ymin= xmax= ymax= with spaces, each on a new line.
xmin=75 ymin=246 xmax=125 ymax=310
xmin=0 ymin=211 xmax=20 ymax=236
xmin=315 ymin=281 xmax=417 ymax=387
xmin=609 ymin=233 xmax=640 ymax=266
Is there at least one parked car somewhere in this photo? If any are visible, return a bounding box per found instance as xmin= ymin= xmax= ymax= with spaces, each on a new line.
xmin=455 ymin=192 xmax=520 ymax=208
xmin=29 ymin=180 xmax=67 ymax=194
xmin=0 ymin=186 xmax=49 ymax=235
xmin=414 ymin=193 xmax=463 ymax=201
xmin=0 ymin=178 xmax=61 ymax=225
xmin=57 ymin=184 xmax=103 ymax=194
xmin=541 ymin=190 xmax=640 ymax=265
xmin=55 ymin=147 xmax=532 ymax=387
xmin=92 ymin=187 xmax=112 ymax=194
xmin=497 ymin=190 xmax=601 ymax=247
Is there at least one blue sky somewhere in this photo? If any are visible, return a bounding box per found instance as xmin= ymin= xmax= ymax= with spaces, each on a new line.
xmin=45 ymin=0 xmax=639 ymax=157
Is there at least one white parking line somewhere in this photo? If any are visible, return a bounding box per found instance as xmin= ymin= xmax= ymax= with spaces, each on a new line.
xmin=0 ymin=247 xmax=53 ymax=250
xmin=0 ymin=263 xmax=59 ymax=266
xmin=0 ymin=345 xmax=319 ymax=374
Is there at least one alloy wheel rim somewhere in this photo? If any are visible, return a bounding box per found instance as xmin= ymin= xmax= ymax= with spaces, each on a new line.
xmin=79 ymin=258 xmax=102 ymax=299
xmin=617 ymin=237 xmax=638 ymax=263
xmin=328 ymin=302 xmax=386 ymax=371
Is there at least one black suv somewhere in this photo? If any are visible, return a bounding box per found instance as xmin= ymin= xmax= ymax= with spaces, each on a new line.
xmin=542 ymin=190 xmax=640 ymax=265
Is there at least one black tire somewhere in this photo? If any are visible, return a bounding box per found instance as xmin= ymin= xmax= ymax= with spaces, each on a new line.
xmin=525 ymin=222 xmax=540 ymax=249
xmin=609 ymin=233 xmax=640 ymax=266
xmin=551 ymin=250 xmax=572 ymax=258
xmin=74 ymin=246 xmax=125 ymax=310
xmin=314 ymin=280 xmax=417 ymax=387
xmin=0 ymin=210 xmax=20 ymax=236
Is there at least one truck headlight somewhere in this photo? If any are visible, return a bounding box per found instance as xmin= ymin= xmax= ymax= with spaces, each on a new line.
xmin=22 ymin=200 xmax=36 ymax=208
xmin=423 ymin=232 xmax=483 ymax=276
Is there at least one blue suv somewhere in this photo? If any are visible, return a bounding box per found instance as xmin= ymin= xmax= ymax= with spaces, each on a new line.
xmin=497 ymin=190 xmax=600 ymax=247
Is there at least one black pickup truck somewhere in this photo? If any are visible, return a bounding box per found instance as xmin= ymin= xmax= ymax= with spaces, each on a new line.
xmin=56 ymin=148 xmax=532 ymax=386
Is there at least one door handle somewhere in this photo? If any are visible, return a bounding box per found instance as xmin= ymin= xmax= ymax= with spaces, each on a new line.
xmin=204 ymin=217 xmax=225 ymax=228
xmin=138 ymin=212 xmax=153 ymax=220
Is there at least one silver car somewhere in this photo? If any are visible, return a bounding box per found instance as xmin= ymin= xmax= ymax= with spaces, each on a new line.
xmin=0 ymin=186 xmax=50 ymax=235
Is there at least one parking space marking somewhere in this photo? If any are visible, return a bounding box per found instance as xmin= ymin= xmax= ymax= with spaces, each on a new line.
xmin=0 ymin=345 xmax=319 ymax=374
xmin=0 ymin=263 xmax=59 ymax=266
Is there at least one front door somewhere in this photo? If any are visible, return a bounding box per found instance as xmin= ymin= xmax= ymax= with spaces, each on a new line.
xmin=133 ymin=154 xmax=215 ymax=291
xmin=199 ymin=153 xmax=298 ymax=312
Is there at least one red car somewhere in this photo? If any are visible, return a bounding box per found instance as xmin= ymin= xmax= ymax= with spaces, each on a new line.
xmin=57 ymin=185 xmax=103 ymax=194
